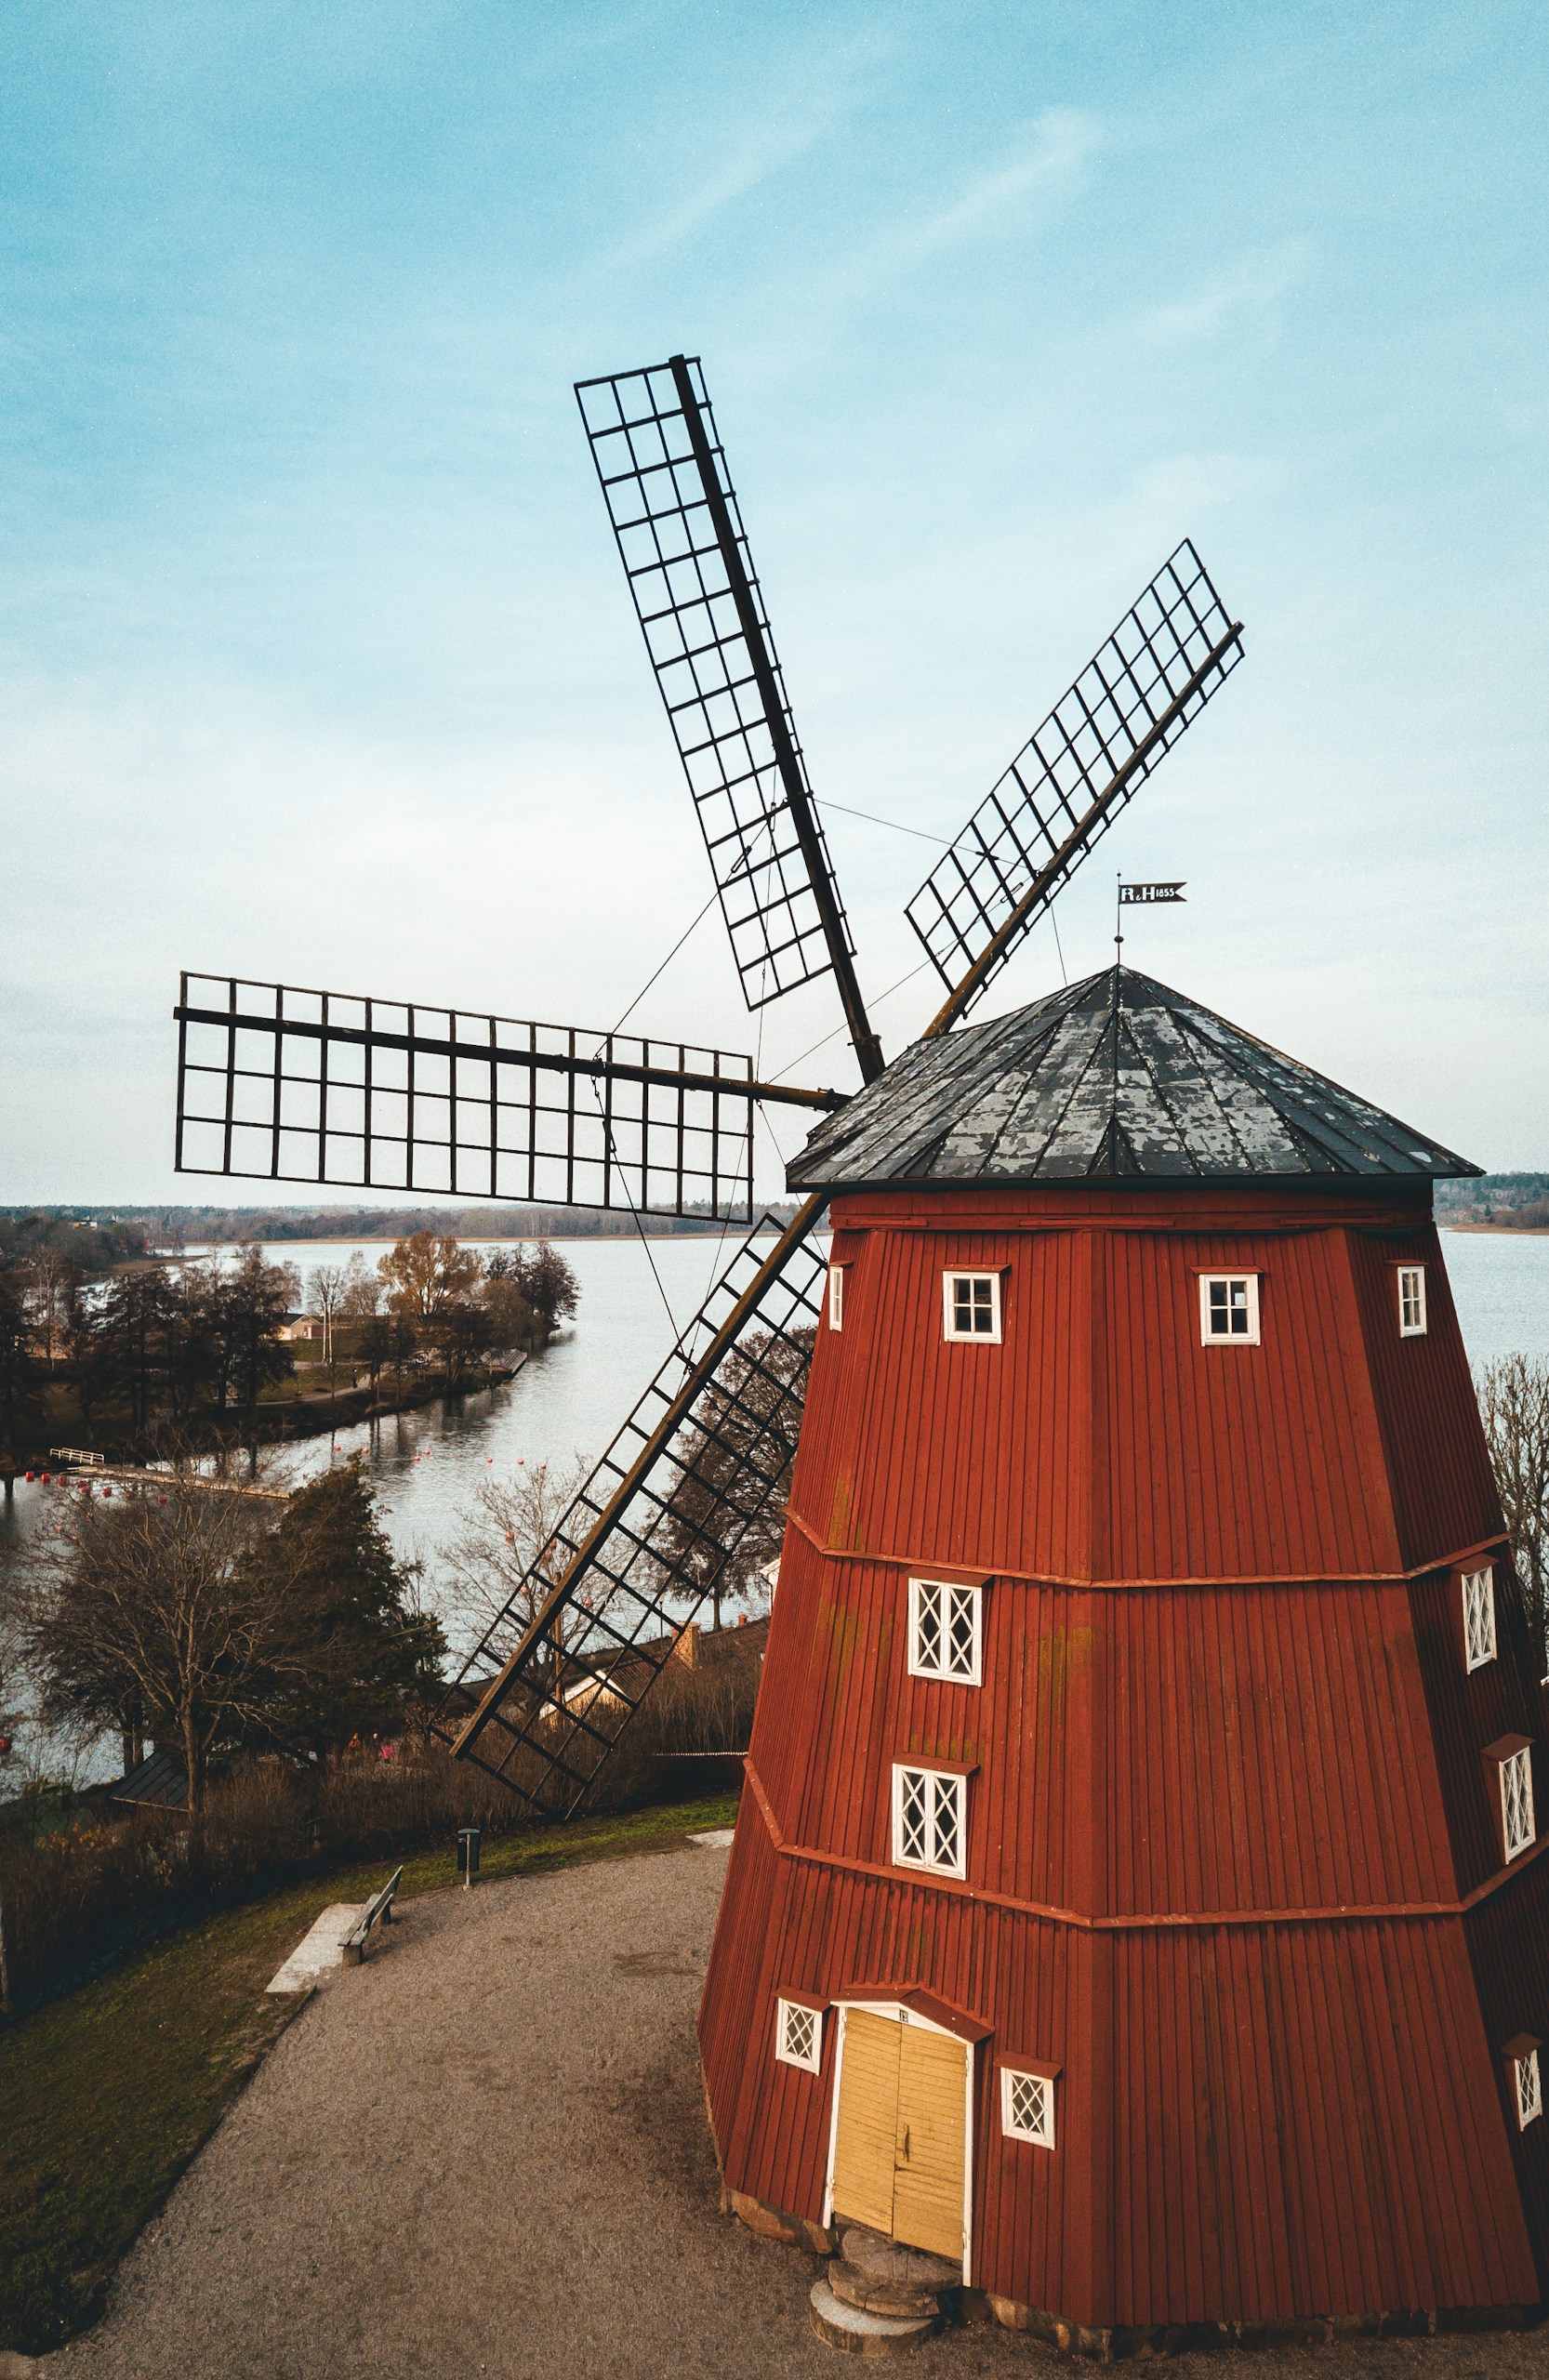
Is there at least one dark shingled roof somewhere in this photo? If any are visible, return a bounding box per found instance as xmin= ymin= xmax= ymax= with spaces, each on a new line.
xmin=788 ymin=967 xmax=1479 ymax=1190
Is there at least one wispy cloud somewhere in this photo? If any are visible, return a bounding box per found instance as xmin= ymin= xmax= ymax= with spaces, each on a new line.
xmin=905 ymin=109 xmax=1101 ymax=258
xmin=1132 ymin=244 xmax=1311 ymax=348
xmin=596 ymin=115 xmax=837 ymax=275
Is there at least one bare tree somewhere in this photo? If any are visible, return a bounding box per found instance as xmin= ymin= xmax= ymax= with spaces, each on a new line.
xmin=1477 ymin=1355 xmax=1549 ymax=1662
xmin=308 ymin=1261 xmax=349 ymax=1395
xmin=338 ymin=1250 xmax=379 ymax=1323
xmin=10 ymin=1476 xmax=295 ymax=1816
xmin=651 ymin=1327 xmax=809 ymax=1630
xmin=22 ymin=1245 xmax=79 ymax=1368
xmin=438 ymin=1454 xmax=596 ymax=1689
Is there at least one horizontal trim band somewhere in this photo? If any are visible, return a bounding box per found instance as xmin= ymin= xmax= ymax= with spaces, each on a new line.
xmin=742 ymin=1758 xmax=1545 ymax=1932
xmin=782 ymin=1505 xmax=1507 ymax=1592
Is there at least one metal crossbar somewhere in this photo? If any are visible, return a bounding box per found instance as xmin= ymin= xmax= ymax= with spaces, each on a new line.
xmin=907 ymin=541 xmax=1242 ymax=1011
xmin=173 ymin=972 xmax=840 ymax=1223
xmin=576 ymin=355 xmax=872 ymax=1054
xmin=434 ymin=1204 xmax=827 ymax=1816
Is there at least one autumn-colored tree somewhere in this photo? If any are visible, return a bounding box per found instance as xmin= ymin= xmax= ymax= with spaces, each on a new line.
xmin=377 ymin=1232 xmax=482 ymax=1326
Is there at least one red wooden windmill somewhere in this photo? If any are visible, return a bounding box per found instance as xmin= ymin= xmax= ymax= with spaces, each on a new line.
xmin=701 ymin=965 xmax=1549 ymax=2345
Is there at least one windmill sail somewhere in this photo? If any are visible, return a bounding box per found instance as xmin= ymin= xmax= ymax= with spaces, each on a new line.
xmin=576 ymin=355 xmax=882 ymax=1079
xmin=907 ymin=541 xmax=1242 ymax=1025
xmin=437 ymin=1202 xmax=827 ymax=1817
xmin=175 ymin=972 xmax=841 ymax=1224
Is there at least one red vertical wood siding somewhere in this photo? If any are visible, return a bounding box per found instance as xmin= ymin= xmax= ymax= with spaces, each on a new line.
xmin=699 ymin=1181 xmax=1547 ymax=2325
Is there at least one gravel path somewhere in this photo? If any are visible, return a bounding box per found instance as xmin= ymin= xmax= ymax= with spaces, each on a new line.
xmin=40 ymin=1842 xmax=1549 ymax=2380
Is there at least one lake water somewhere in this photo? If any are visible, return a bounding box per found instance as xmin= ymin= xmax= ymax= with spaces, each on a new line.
xmin=3 ymin=1224 xmax=1547 ymax=1772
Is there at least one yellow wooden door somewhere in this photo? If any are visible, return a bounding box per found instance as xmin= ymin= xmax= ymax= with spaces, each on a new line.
xmin=831 ymin=2011 xmax=968 ymax=2264
xmin=831 ymin=2010 xmax=902 ymax=2235
xmin=892 ymin=2022 xmax=968 ymax=2261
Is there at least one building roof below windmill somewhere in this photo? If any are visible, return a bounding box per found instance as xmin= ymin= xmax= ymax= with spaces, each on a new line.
xmin=788 ymin=966 xmax=1478 ymax=1190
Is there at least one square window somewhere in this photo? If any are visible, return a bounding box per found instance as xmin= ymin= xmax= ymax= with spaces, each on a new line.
xmin=1502 ymin=1746 xmax=1536 ymax=1861
xmin=1199 ymin=1274 xmax=1260 ymax=1345
xmin=827 ymin=1264 xmax=846 ymax=1332
xmin=774 ymin=1997 xmax=823 ymax=2072
xmin=1517 ymin=2046 xmax=1542 ymax=2131
xmin=908 ymin=1579 xmax=983 ymax=1686
xmin=1463 ymin=1567 xmax=1497 ymax=1671
xmin=892 ymin=1764 xmax=967 ymax=1878
xmin=1000 ymin=2067 xmax=1055 ymax=2148
xmin=943 ymin=1271 xmax=1001 ymax=1342
xmin=1397 ymin=1265 xmax=1427 ymax=1337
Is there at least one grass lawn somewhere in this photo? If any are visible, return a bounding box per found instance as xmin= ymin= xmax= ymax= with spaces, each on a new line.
xmin=0 ymin=1789 xmax=738 ymax=2357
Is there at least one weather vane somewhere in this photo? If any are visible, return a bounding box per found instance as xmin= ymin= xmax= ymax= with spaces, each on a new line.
xmin=1116 ymin=873 xmax=1186 ymax=957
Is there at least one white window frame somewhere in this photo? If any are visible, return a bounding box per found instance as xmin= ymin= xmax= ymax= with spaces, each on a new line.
xmin=1502 ymin=1745 xmax=1536 ymax=1861
xmin=774 ymin=1996 xmax=823 ymax=2073
xmin=1463 ymin=1567 xmax=1497 ymax=1672
xmin=891 ymin=1762 xmax=968 ymax=1879
xmin=827 ymin=1263 xmax=846 ymax=1332
xmin=942 ymin=1270 xmax=1001 ymax=1344
xmin=1198 ymin=1273 xmax=1261 ymax=1345
xmin=1397 ymin=1265 xmax=1427 ymax=1337
xmin=1000 ymin=2065 xmax=1056 ymax=2149
xmin=907 ymin=1578 xmax=983 ymax=1687
xmin=1516 ymin=2045 xmax=1542 ymax=2131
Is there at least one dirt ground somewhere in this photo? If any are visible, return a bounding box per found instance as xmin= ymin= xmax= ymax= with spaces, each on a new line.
xmin=33 ymin=1842 xmax=1549 ymax=2380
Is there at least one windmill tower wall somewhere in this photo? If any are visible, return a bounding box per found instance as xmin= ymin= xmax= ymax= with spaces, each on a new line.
xmin=698 ymin=1177 xmax=1549 ymax=2338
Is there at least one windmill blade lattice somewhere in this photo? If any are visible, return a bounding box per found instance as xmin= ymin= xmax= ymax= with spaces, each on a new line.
xmin=175 ymin=972 xmax=839 ymax=1223
xmin=907 ymin=541 xmax=1242 ymax=1022
xmin=576 ymin=356 xmax=881 ymax=1077
xmin=436 ymin=1203 xmax=828 ymax=1816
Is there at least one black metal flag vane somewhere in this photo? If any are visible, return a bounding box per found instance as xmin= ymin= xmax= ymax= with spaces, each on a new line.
xmin=169 ymin=351 xmax=1245 ymax=1817
xmin=1115 ymin=875 xmax=1187 ymax=957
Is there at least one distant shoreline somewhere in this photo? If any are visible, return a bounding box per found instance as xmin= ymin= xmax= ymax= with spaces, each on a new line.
xmin=1442 ymin=1223 xmax=1549 ymax=1237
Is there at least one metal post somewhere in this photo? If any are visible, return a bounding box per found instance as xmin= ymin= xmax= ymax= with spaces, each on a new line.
xmin=457 ymin=1826 xmax=481 ymax=1887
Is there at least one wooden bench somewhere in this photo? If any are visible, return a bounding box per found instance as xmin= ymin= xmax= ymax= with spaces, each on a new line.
xmin=344 ymin=1866 xmax=404 ymax=1964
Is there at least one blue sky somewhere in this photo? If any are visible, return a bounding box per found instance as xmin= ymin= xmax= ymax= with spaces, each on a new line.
xmin=2 ymin=0 xmax=1544 ymax=1204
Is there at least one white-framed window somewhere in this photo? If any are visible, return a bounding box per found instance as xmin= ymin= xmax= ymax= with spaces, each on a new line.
xmin=1463 ymin=1567 xmax=1497 ymax=1671
xmin=1516 ymin=2044 xmax=1542 ymax=2131
xmin=1198 ymin=1274 xmax=1260 ymax=1344
xmin=774 ymin=1996 xmax=823 ymax=2072
xmin=892 ymin=1763 xmax=967 ymax=1879
xmin=1502 ymin=1745 xmax=1536 ymax=1861
xmin=942 ymin=1270 xmax=1001 ymax=1343
xmin=1397 ymin=1265 xmax=1427 ymax=1337
xmin=1000 ymin=2066 xmax=1055 ymax=2149
xmin=908 ymin=1578 xmax=983 ymax=1686
xmin=827 ymin=1264 xmax=846 ymax=1332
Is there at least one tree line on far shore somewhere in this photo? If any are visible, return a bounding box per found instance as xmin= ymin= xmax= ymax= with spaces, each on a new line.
xmin=0 ymin=1231 xmax=578 ymax=1462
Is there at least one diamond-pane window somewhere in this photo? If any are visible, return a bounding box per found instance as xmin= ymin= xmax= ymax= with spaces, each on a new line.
xmin=1000 ymin=2066 xmax=1055 ymax=2148
xmin=893 ymin=1764 xmax=967 ymax=1878
xmin=1199 ymin=1274 xmax=1260 ymax=1344
xmin=1463 ymin=1567 xmax=1497 ymax=1671
xmin=944 ymin=1271 xmax=1001 ymax=1342
xmin=1516 ymin=2046 xmax=1542 ymax=2131
xmin=1398 ymin=1265 xmax=1427 ymax=1336
xmin=908 ymin=1579 xmax=983 ymax=1686
xmin=774 ymin=1997 xmax=822 ymax=2072
xmin=1502 ymin=1746 xmax=1536 ymax=1861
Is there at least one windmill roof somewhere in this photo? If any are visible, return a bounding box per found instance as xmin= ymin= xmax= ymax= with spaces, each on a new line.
xmin=788 ymin=967 xmax=1479 ymax=1190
